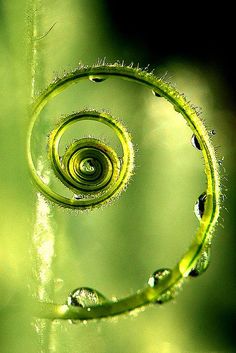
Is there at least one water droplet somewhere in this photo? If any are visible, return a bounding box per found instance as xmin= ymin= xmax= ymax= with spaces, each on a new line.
xmin=73 ymin=194 xmax=83 ymax=200
xmin=152 ymin=90 xmax=161 ymax=97
xmin=89 ymin=75 xmax=106 ymax=83
xmin=191 ymin=134 xmax=201 ymax=150
xmin=66 ymin=288 xmax=107 ymax=324
xmin=148 ymin=268 xmax=171 ymax=288
xmin=194 ymin=192 xmax=207 ymax=220
xmin=209 ymin=129 xmax=216 ymax=136
xmin=189 ymin=247 xmax=211 ymax=277
xmin=218 ymin=157 xmax=224 ymax=166
xmin=67 ymin=287 xmax=107 ymax=308
xmin=148 ymin=268 xmax=173 ymax=304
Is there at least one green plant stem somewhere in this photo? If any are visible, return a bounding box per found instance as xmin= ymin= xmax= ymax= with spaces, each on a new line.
xmin=29 ymin=0 xmax=39 ymax=99
xmin=28 ymin=0 xmax=56 ymax=350
xmin=35 ymin=268 xmax=184 ymax=320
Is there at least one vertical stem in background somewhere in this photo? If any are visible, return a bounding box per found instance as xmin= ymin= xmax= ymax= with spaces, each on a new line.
xmin=30 ymin=0 xmax=40 ymax=99
xmin=28 ymin=1 xmax=56 ymax=351
xmin=32 ymin=163 xmax=56 ymax=352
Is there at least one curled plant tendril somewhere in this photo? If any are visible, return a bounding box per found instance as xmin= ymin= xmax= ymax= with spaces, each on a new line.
xmin=46 ymin=109 xmax=134 ymax=209
xmin=28 ymin=62 xmax=222 ymax=321
xmin=29 ymin=107 xmax=134 ymax=209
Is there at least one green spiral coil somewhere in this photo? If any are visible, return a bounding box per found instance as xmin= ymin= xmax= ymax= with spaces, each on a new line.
xmin=28 ymin=62 xmax=222 ymax=321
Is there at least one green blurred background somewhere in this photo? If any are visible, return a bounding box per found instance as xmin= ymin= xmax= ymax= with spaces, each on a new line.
xmin=0 ymin=1 xmax=235 ymax=352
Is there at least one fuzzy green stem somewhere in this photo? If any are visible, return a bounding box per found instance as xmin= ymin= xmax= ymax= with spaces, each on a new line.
xmin=35 ymin=267 xmax=183 ymax=320
xmin=28 ymin=0 xmax=56 ymax=349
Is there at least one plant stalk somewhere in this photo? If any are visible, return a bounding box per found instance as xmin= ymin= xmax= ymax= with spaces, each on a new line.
xmin=28 ymin=1 xmax=56 ymax=351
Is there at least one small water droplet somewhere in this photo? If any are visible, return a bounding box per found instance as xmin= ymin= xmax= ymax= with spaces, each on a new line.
xmin=209 ymin=129 xmax=216 ymax=136
xmin=89 ymin=75 xmax=106 ymax=83
xmin=218 ymin=157 xmax=224 ymax=166
xmin=189 ymin=247 xmax=211 ymax=277
xmin=191 ymin=134 xmax=201 ymax=150
xmin=73 ymin=194 xmax=83 ymax=200
xmin=152 ymin=90 xmax=161 ymax=97
xmin=67 ymin=287 xmax=107 ymax=308
xmin=194 ymin=192 xmax=207 ymax=220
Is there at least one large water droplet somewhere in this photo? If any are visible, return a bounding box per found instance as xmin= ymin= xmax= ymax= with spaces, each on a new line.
xmin=89 ymin=75 xmax=106 ymax=83
xmin=67 ymin=287 xmax=107 ymax=308
xmin=189 ymin=247 xmax=211 ymax=277
xmin=148 ymin=268 xmax=171 ymax=288
xmin=194 ymin=192 xmax=207 ymax=220
xmin=191 ymin=134 xmax=201 ymax=150
xmin=148 ymin=268 xmax=173 ymax=304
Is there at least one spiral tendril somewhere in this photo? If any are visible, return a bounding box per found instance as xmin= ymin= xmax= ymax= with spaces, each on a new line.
xmin=28 ymin=101 xmax=134 ymax=209
xmin=45 ymin=109 xmax=134 ymax=209
xmin=28 ymin=62 xmax=222 ymax=321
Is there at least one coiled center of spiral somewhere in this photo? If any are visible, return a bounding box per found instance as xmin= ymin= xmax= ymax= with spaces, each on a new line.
xmin=79 ymin=158 xmax=96 ymax=175
xmin=61 ymin=138 xmax=119 ymax=194
xmin=39 ymin=110 xmax=134 ymax=209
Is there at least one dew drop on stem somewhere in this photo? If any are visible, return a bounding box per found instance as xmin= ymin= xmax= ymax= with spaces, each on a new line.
xmin=191 ymin=134 xmax=201 ymax=150
xmin=148 ymin=268 xmax=171 ymax=287
xmin=89 ymin=76 xmax=106 ymax=83
xmin=194 ymin=192 xmax=207 ymax=220
xmin=73 ymin=194 xmax=83 ymax=200
xmin=152 ymin=90 xmax=161 ymax=97
xmin=148 ymin=268 xmax=173 ymax=304
xmin=189 ymin=247 xmax=211 ymax=277
xmin=67 ymin=287 xmax=107 ymax=308
xmin=66 ymin=287 xmax=108 ymax=324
